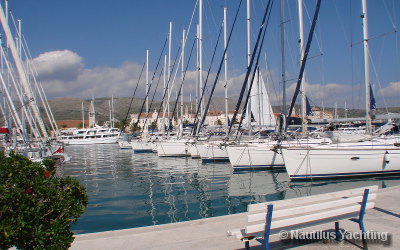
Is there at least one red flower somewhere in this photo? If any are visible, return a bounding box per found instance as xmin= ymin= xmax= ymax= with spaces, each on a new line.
xmin=24 ymin=186 xmax=32 ymax=194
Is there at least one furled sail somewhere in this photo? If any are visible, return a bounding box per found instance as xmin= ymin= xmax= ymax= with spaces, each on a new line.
xmin=249 ymin=69 xmax=276 ymax=127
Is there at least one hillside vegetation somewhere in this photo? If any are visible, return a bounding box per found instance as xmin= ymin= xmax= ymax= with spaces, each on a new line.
xmin=41 ymin=97 xmax=399 ymax=125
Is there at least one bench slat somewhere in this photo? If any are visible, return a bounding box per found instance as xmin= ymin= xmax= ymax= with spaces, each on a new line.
xmin=245 ymin=201 xmax=374 ymax=234
xmin=248 ymin=193 xmax=376 ymax=222
xmin=247 ymin=185 xmax=378 ymax=212
xmin=229 ymin=212 xmax=359 ymax=240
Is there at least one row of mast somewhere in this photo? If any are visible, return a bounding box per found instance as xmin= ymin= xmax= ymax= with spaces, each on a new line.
xmin=0 ymin=0 xmax=60 ymax=146
xmin=140 ymin=0 xmax=373 ymax=136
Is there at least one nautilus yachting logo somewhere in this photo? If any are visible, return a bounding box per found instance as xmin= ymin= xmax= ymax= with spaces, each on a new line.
xmin=279 ymin=229 xmax=391 ymax=246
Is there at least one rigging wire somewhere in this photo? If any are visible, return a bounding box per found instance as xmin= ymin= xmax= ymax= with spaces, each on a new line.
xmin=191 ymin=24 xmax=223 ymax=135
xmin=287 ymin=0 xmax=322 ymax=122
xmin=153 ymin=48 xmax=181 ymax=131
xmin=369 ymin=48 xmax=389 ymax=114
xmin=283 ymin=0 xmax=298 ymax=82
xmin=168 ymin=39 xmax=197 ymax=131
xmin=382 ymin=0 xmax=398 ymax=31
xmin=197 ymin=0 xmax=244 ymax=136
xmin=141 ymin=66 xmax=165 ymax=134
xmin=134 ymin=38 xmax=168 ymax=130
xmin=235 ymin=1 xmax=274 ymax=139
xmin=227 ymin=0 xmax=273 ymax=137
xmin=264 ymin=52 xmax=279 ymax=105
xmin=350 ymin=0 xmax=355 ymax=109
xmin=120 ymin=62 xmax=145 ymax=132
xmin=302 ymin=0 xmax=323 ymax=55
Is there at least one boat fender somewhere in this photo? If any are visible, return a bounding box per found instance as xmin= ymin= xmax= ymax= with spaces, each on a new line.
xmin=384 ymin=151 xmax=390 ymax=164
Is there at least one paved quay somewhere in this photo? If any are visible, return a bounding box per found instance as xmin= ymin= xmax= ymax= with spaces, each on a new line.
xmin=71 ymin=185 xmax=400 ymax=249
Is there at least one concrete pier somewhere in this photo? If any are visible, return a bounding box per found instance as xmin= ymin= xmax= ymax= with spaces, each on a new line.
xmin=71 ymin=186 xmax=400 ymax=249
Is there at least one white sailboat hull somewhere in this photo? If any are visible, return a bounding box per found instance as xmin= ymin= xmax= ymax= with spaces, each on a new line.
xmin=131 ymin=140 xmax=153 ymax=153
xmin=189 ymin=143 xmax=201 ymax=158
xmin=157 ymin=140 xmax=190 ymax=157
xmin=226 ymin=143 xmax=284 ymax=169
xmin=118 ymin=141 xmax=132 ymax=149
xmin=197 ymin=143 xmax=229 ymax=162
xmin=282 ymin=140 xmax=400 ymax=179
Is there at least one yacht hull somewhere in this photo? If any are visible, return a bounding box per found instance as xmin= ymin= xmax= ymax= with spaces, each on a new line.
xmin=131 ymin=140 xmax=153 ymax=153
xmin=197 ymin=143 xmax=229 ymax=162
xmin=226 ymin=144 xmax=284 ymax=169
xmin=282 ymin=144 xmax=400 ymax=179
xmin=157 ymin=140 xmax=190 ymax=157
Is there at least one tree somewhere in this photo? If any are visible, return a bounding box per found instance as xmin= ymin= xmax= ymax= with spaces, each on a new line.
xmin=0 ymin=152 xmax=88 ymax=249
xmin=130 ymin=122 xmax=141 ymax=132
xmin=113 ymin=121 xmax=122 ymax=130
xmin=149 ymin=121 xmax=157 ymax=130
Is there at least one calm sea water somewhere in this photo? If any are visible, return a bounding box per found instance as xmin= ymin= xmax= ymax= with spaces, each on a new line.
xmin=62 ymin=144 xmax=400 ymax=234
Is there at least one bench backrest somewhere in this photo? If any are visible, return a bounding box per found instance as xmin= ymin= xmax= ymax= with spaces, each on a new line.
xmin=247 ymin=185 xmax=378 ymax=212
xmin=245 ymin=186 xmax=378 ymax=235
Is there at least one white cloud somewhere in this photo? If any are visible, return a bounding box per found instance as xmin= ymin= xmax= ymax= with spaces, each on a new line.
xmin=378 ymin=81 xmax=400 ymax=97
xmin=31 ymin=50 xmax=399 ymax=109
xmin=32 ymin=50 xmax=83 ymax=81
xmin=31 ymin=50 xmax=144 ymax=99
xmin=283 ymin=81 xmax=352 ymax=107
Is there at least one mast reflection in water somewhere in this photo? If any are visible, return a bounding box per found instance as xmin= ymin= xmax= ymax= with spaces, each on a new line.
xmin=63 ymin=144 xmax=400 ymax=234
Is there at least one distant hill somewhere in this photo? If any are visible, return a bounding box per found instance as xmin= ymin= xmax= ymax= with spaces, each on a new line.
xmin=41 ymin=97 xmax=400 ymax=125
xmin=43 ymin=97 xmax=240 ymax=125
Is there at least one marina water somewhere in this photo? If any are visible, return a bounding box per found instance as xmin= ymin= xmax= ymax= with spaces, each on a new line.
xmin=63 ymin=144 xmax=400 ymax=234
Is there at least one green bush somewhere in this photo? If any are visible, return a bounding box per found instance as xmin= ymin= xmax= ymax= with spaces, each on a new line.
xmin=0 ymin=151 xmax=88 ymax=249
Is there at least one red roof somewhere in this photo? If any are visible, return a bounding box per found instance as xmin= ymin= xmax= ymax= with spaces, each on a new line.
xmin=0 ymin=127 xmax=9 ymax=134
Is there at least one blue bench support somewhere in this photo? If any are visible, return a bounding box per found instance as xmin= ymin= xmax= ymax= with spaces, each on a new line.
xmin=349 ymin=188 xmax=370 ymax=250
xmin=263 ymin=204 xmax=274 ymax=250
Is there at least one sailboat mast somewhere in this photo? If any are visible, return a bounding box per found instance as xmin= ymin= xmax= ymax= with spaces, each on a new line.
xmin=199 ymin=0 xmax=204 ymax=118
xmin=168 ymin=22 xmax=172 ymax=122
xmin=280 ymin=0 xmax=286 ymax=116
xmin=17 ymin=19 xmax=26 ymax=135
xmin=361 ymin=0 xmax=372 ymax=133
xmin=109 ymin=100 xmax=112 ymax=127
xmin=146 ymin=49 xmax=149 ymax=132
xmin=162 ymin=54 xmax=167 ymax=132
xmin=82 ymin=102 xmax=85 ymax=128
xmin=17 ymin=19 xmax=21 ymax=60
xmin=0 ymin=4 xmax=48 ymax=139
xmin=246 ymin=0 xmax=251 ymax=130
xmin=112 ymin=95 xmax=114 ymax=127
xmin=298 ymin=0 xmax=307 ymax=133
xmin=5 ymin=0 xmax=8 ymax=22
xmin=224 ymin=7 xmax=229 ymax=131
xmin=181 ymin=29 xmax=185 ymax=122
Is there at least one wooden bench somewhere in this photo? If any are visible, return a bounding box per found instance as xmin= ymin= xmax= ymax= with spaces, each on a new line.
xmin=227 ymin=185 xmax=378 ymax=250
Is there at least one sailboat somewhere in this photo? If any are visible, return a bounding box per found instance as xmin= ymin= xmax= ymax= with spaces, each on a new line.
xmin=0 ymin=2 xmax=71 ymax=163
xmin=225 ymin=68 xmax=281 ymax=168
xmin=281 ymin=0 xmax=400 ymax=180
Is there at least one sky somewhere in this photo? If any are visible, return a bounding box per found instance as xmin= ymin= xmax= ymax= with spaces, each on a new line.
xmin=5 ymin=0 xmax=400 ymax=109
